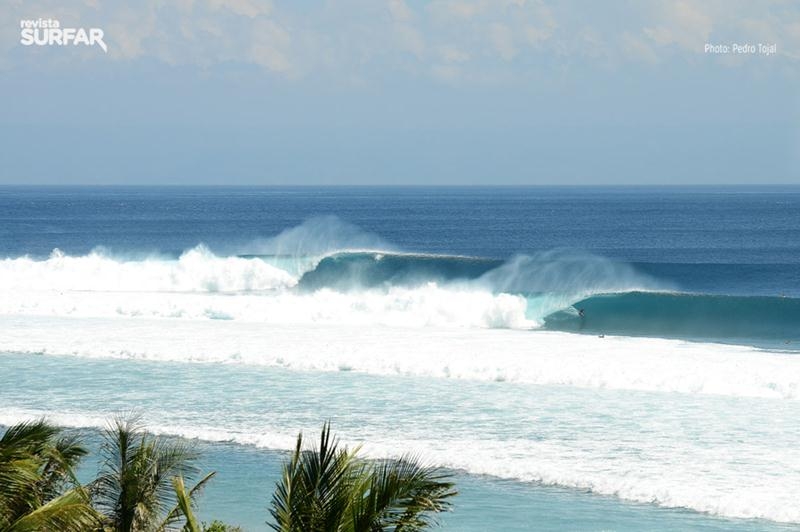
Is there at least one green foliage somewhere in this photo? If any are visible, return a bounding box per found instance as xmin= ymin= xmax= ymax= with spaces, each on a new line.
xmin=165 ymin=473 xmax=216 ymax=532
xmin=5 ymin=489 xmax=100 ymax=532
xmin=2 ymin=417 xmax=457 ymax=532
xmin=201 ymin=520 xmax=244 ymax=532
xmin=270 ymin=423 xmax=456 ymax=532
xmin=90 ymin=414 xmax=213 ymax=532
xmin=0 ymin=419 xmax=100 ymax=532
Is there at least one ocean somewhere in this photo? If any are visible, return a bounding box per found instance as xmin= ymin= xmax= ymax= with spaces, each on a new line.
xmin=1 ymin=185 xmax=799 ymax=530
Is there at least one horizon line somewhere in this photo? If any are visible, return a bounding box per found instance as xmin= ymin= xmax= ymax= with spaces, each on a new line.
xmin=1 ymin=183 xmax=799 ymax=188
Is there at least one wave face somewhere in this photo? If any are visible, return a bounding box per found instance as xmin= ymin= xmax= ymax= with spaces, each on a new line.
xmin=545 ymin=292 xmax=800 ymax=342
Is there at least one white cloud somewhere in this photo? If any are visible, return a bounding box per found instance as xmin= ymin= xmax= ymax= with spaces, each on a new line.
xmin=439 ymin=44 xmax=470 ymax=63
xmin=635 ymin=0 xmax=800 ymax=66
xmin=523 ymin=3 xmax=557 ymax=46
xmin=785 ymin=21 xmax=800 ymax=60
xmin=427 ymin=0 xmax=488 ymax=20
xmin=489 ymin=22 xmax=516 ymax=61
xmin=621 ymin=32 xmax=659 ymax=64
xmin=388 ymin=0 xmax=413 ymax=22
xmin=394 ymin=24 xmax=426 ymax=58
xmin=208 ymin=0 xmax=272 ymax=19
xmin=643 ymin=0 xmax=713 ymax=51
xmin=1 ymin=0 xmax=796 ymax=80
xmin=249 ymin=18 xmax=292 ymax=72
xmin=431 ymin=63 xmax=461 ymax=82
xmin=105 ymin=6 xmax=157 ymax=60
xmin=525 ymin=24 xmax=552 ymax=46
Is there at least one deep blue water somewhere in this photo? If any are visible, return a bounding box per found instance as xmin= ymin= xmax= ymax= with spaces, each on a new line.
xmin=2 ymin=185 xmax=798 ymax=273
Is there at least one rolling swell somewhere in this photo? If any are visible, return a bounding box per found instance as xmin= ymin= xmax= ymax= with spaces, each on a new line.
xmin=543 ymin=292 xmax=800 ymax=343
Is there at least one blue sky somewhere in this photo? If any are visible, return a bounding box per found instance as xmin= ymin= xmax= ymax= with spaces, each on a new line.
xmin=1 ymin=0 xmax=798 ymax=185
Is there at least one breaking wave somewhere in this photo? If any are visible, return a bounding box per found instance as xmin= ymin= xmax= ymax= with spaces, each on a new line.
xmin=0 ymin=217 xmax=796 ymax=343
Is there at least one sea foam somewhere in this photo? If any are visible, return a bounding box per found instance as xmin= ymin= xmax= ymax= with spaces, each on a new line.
xmin=2 ymin=316 xmax=799 ymax=400
xmin=2 ymin=401 xmax=799 ymax=524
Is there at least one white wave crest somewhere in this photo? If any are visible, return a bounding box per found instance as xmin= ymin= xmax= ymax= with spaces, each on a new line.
xmin=0 ymin=245 xmax=297 ymax=293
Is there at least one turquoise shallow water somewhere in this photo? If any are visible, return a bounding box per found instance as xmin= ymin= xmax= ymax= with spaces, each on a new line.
xmin=2 ymin=351 xmax=800 ymax=531
xmin=67 ymin=438 xmax=797 ymax=532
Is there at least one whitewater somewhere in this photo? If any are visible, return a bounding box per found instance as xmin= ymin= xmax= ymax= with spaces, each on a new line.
xmin=2 ymin=187 xmax=799 ymax=530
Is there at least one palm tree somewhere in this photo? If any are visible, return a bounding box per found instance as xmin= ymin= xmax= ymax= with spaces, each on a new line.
xmin=270 ymin=424 xmax=456 ymax=532
xmin=168 ymin=481 xmax=243 ymax=532
xmin=0 ymin=419 xmax=100 ymax=532
xmin=91 ymin=415 xmax=215 ymax=532
xmin=200 ymin=521 xmax=243 ymax=532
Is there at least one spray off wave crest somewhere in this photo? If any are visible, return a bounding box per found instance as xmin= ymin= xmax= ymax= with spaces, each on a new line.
xmin=1 ymin=217 xmax=796 ymax=342
xmin=4 ymin=217 xmax=796 ymax=340
xmin=0 ymin=245 xmax=297 ymax=293
xmin=0 ymin=250 xmax=536 ymax=329
xmin=0 ymin=218 xmax=661 ymax=330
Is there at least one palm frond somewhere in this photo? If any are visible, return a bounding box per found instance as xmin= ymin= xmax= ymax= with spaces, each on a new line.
xmin=363 ymin=456 xmax=456 ymax=532
xmin=91 ymin=414 xmax=147 ymax=530
xmin=160 ymin=472 xmax=216 ymax=532
xmin=40 ymin=432 xmax=89 ymax=501
xmin=0 ymin=420 xmax=60 ymax=455
xmin=0 ymin=419 xmax=90 ymax=529
xmin=4 ymin=488 xmax=100 ymax=532
xmin=269 ymin=432 xmax=305 ymax=532
xmin=150 ymin=438 xmax=201 ymax=513
xmin=0 ymin=457 xmax=42 ymax=529
xmin=91 ymin=413 xmax=212 ymax=532
xmin=269 ymin=424 xmax=456 ymax=532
